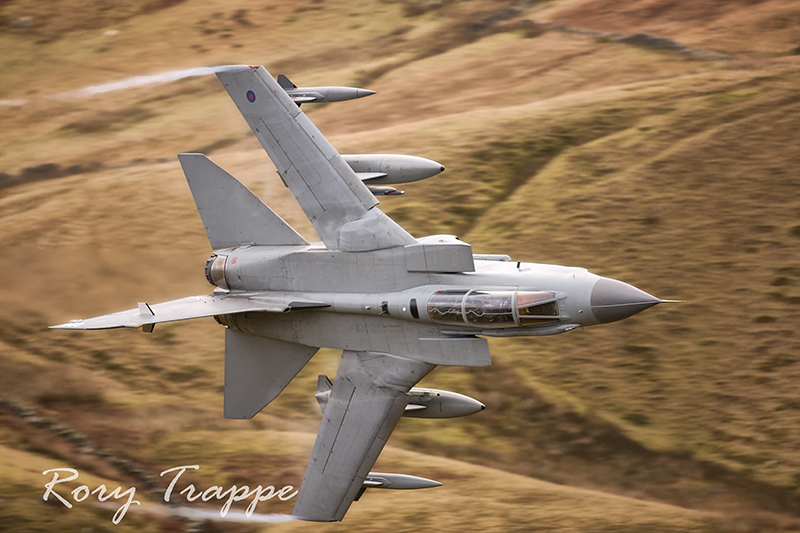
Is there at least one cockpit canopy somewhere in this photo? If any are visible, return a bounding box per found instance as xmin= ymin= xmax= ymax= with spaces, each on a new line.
xmin=427 ymin=289 xmax=559 ymax=328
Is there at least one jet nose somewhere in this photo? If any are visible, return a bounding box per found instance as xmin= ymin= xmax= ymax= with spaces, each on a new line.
xmin=590 ymin=278 xmax=661 ymax=324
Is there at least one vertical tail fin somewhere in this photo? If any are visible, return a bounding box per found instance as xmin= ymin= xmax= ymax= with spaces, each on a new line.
xmin=178 ymin=153 xmax=307 ymax=249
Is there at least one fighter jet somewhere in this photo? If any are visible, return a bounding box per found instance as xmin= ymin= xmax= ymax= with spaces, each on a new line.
xmin=52 ymin=65 xmax=669 ymax=522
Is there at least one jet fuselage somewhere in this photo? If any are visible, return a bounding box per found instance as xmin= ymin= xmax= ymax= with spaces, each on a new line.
xmin=210 ymin=241 xmax=659 ymax=360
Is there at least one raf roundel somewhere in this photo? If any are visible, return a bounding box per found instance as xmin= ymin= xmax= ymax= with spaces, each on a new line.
xmin=246 ymin=90 xmax=256 ymax=103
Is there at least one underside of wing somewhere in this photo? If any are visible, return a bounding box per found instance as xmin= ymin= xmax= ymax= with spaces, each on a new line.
xmin=293 ymin=350 xmax=435 ymax=521
xmin=50 ymin=293 xmax=329 ymax=330
xmin=215 ymin=65 xmax=416 ymax=252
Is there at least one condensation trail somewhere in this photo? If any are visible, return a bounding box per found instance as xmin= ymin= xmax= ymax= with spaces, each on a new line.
xmin=165 ymin=505 xmax=297 ymax=523
xmin=0 ymin=66 xmax=244 ymax=105
xmin=96 ymin=500 xmax=297 ymax=524
xmin=4 ymin=65 xmax=248 ymax=106
xmin=58 ymin=66 xmax=230 ymax=99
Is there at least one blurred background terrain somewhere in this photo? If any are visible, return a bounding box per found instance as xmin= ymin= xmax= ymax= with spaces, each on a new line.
xmin=1 ymin=0 xmax=799 ymax=531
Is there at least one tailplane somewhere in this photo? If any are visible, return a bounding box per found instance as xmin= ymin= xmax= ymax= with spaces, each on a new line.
xmin=224 ymin=329 xmax=319 ymax=419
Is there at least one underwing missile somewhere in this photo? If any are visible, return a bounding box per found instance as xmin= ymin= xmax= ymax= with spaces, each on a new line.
xmin=355 ymin=472 xmax=442 ymax=502
xmin=278 ymin=74 xmax=375 ymax=104
xmin=362 ymin=473 xmax=442 ymax=490
xmin=367 ymin=185 xmax=404 ymax=196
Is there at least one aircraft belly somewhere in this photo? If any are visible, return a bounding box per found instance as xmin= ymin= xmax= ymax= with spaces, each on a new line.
xmin=233 ymin=312 xmax=420 ymax=351
xmin=230 ymin=312 xmax=489 ymax=366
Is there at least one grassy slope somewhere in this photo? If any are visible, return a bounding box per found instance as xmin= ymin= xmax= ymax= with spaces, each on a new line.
xmin=1 ymin=0 xmax=800 ymax=531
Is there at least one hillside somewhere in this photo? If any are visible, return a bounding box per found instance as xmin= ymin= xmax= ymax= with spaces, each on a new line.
xmin=1 ymin=0 xmax=800 ymax=531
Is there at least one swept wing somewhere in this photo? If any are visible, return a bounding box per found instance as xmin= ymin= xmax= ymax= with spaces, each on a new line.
xmin=50 ymin=293 xmax=329 ymax=330
xmin=293 ymin=350 xmax=434 ymax=521
xmin=215 ymin=65 xmax=416 ymax=252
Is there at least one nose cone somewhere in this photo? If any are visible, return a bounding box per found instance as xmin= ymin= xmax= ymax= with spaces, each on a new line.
xmin=356 ymin=89 xmax=376 ymax=99
xmin=590 ymin=278 xmax=660 ymax=324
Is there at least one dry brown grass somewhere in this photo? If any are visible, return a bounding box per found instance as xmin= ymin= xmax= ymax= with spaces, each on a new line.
xmin=542 ymin=0 xmax=800 ymax=57
xmin=1 ymin=0 xmax=800 ymax=531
